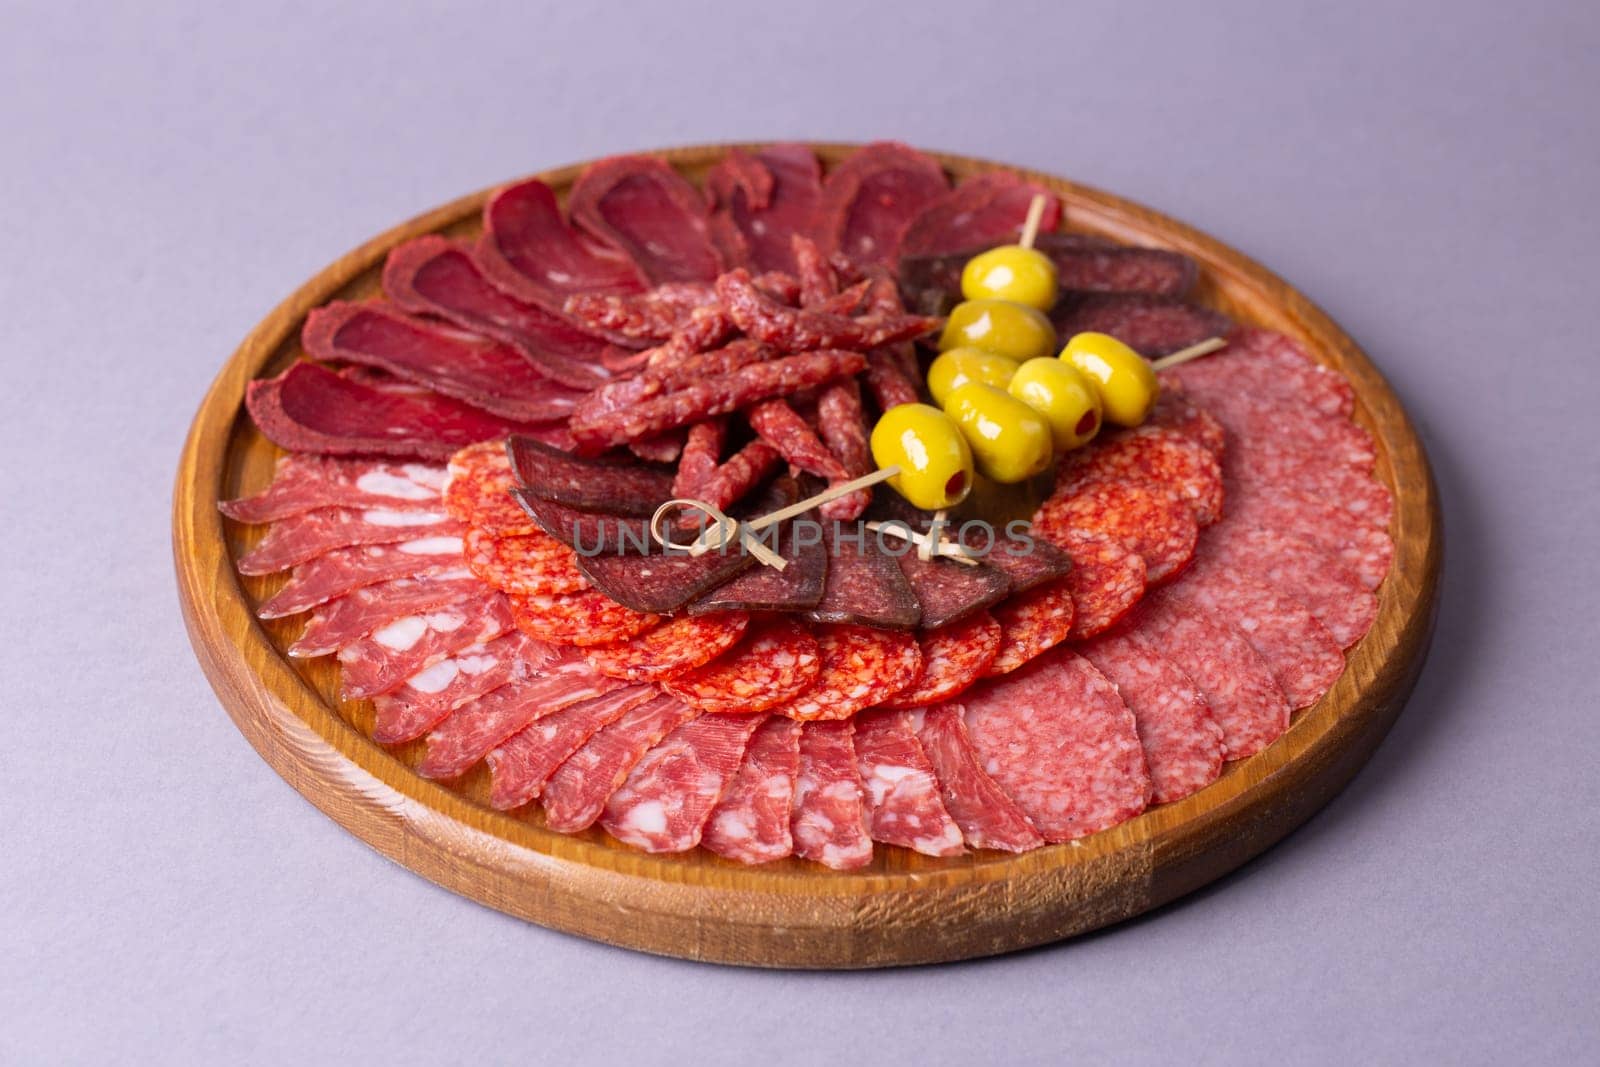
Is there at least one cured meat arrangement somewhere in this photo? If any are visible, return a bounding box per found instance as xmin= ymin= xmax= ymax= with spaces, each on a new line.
xmin=222 ymin=143 xmax=1393 ymax=872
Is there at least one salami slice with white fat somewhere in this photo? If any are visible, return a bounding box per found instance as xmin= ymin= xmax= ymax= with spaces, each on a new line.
xmin=702 ymin=717 xmax=802 ymax=864
xmin=1124 ymin=592 xmax=1290 ymax=760
xmin=336 ymin=590 xmax=513 ymax=700
xmin=1076 ymin=632 xmax=1225 ymax=803
xmin=851 ymin=710 xmax=964 ymax=857
xmin=914 ymin=704 xmax=1045 ymax=853
xmin=485 ymin=685 xmax=660 ymax=811
xmin=1225 ymin=486 xmax=1394 ymax=589
xmin=600 ymin=713 xmax=764 ymax=852
xmin=880 ymin=612 xmax=1002 ymax=709
xmin=541 ymin=693 xmax=700 ymax=832
xmin=237 ymin=506 xmax=462 ymax=575
xmin=1169 ymin=559 xmax=1346 ymax=709
xmin=1202 ymin=522 xmax=1377 ymax=648
xmin=791 ymin=720 xmax=873 ymax=870
xmin=255 ymin=535 xmax=467 ymax=618
xmin=1162 ymin=329 xmax=1355 ymax=419
xmin=419 ymin=648 xmax=631 ymax=779
xmin=220 ymin=454 xmax=446 ymax=524
xmin=963 ymin=649 xmax=1151 ymax=842
xmin=288 ymin=568 xmax=479 ymax=657
xmin=371 ymin=631 xmax=549 ymax=744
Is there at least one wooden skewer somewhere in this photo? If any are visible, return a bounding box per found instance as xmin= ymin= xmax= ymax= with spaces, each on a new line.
xmin=685 ymin=466 xmax=902 ymax=557
xmin=867 ymin=520 xmax=981 ymax=567
xmin=1019 ymin=194 xmax=1048 ymax=250
xmin=1150 ymin=336 xmax=1229 ymax=372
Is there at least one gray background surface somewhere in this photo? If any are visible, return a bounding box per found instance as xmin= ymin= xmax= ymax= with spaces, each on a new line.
xmin=4 ymin=2 xmax=1597 ymax=1063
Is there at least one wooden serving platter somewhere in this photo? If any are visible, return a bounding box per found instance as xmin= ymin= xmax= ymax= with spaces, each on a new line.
xmin=174 ymin=143 xmax=1441 ymax=968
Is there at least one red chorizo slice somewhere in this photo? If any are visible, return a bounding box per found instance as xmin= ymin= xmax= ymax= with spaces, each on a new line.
xmin=507 ymin=588 xmax=660 ymax=648
xmin=583 ymin=612 xmax=751 ymax=682
xmin=1032 ymin=479 xmax=1198 ymax=584
xmin=985 ymin=578 xmax=1078 ymax=676
xmin=763 ymin=624 xmax=923 ymax=722
xmin=1051 ymin=527 xmax=1148 ymax=640
xmin=881 ymin=612 xmax=1003 ymax=709
xmin=1057 ymin=426 xmax=1225 ymax=526
xmin=663 ymin=618 xmax=822 ymax=714
xmin=444 ymin=440 xmax=539 ymax=536
xmin=464 ymin=527 xmax=589 ymax=596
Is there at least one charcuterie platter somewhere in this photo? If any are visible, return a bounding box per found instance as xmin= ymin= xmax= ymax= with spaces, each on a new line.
xmin=174 ymin=142 xmax=1439 ymax=968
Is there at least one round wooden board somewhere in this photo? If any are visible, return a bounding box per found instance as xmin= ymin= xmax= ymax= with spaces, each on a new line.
xmin=174 ymin=143 xmax=1441 ymax=968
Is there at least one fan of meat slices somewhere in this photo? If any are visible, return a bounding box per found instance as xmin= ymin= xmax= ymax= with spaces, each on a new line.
xmin=222 ymin=143 xmax=1394 ymax=869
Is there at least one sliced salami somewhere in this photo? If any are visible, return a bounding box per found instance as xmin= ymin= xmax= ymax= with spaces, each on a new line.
xmin=765 ymin=624 xmax=921 ymax=722
xmin=852 ymin=710 xmax=964 ymax=857
xmin=220 ymin=454 xmax=446 ymax=524
xmin=881 ymin=612 xmax=1003 ymax=709
xmin=600 ymin=713 xmax=764 ymax=853
xmin=419 ymin=650 xmax=631 ymax=779
xmin=1077 ymin=631 xmax=1225 ymax=803
xmin=464 ymin=526 xmax=589 ymax=596
xmin=508 ymin=588 xmax=660 ymax=648
xmin=985 ymin=578 xmax=1078 ymax=676
xmin=1146 ymin=388 xmax=1226 ymax=458
xmin=288 ymin=569 xmax=480 ymax=658
xmin=371 ymin=631 xmax=548 ymax=745
xmin=337 ymin=590 xmax=514 ymax=700
xmin=1161 ymin=328 xmax=1354 ymax=420
xmin=236 ymin=506 xmax=461 ymax=576
xmin=540 ymin=694 xmax=700 ymax=832
xmin=256 ymin=535 xmax=467 ymax=618
xmin=701 ymin=717 xmax=802 ymax=864
xmin=1226 ymin=486 xmax=1394 ymax=589
xmin=1032 ymin=479 xmax=1197 ymax=584
xmin=913 ymin=704 xmax=1045 ymax=853
xmin=1057 ymin=426 xmax=1225 ymax=526
xmin=1171 ymin=560 xmax=1346 ymax=709
xmin=791 ymin=720 xmax=873 ymax=870
xmin=1228 ymin=458 xmax=1394 ymax=530
xmin=1202 ymin=522 xmax=1378 ymax=648
xmin=584 ymin=612 xmax=750 ymax=682
xmin=664 ymin=618 xmax=822 ymax=714
xmin=1124 ymin=593 xmax=1290 ymax=760
xmin=963 ymin=649 xmax=1151 ymax=842
xmin=1051 ymin=527 xmax=1147 ymax=640
xmin=486 ymin=685 xmax=660 ymax=811
xmin=444 ymin=441 xmax=538 ymax=536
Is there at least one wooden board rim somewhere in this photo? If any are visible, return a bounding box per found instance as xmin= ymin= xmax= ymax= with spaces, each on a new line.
xmin=173 ymin=142 xmax=1442 ymax=968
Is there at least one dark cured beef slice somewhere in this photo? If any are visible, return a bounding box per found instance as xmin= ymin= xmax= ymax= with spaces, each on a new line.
xmin=512 ymin=489 xmax=656 ymax=556
xmin=577 ymin=542 xmax=755 ymax=615
xmin=381 ymin=236 xmax=620 ymax=389
xmin=474 ymin=178 xmax=643 ymax=309
xmin=707 ymin=144 xmax=823 ymax=275
xmin=898 ymin=171 xmax=1061 ymax=259
xmin=897 ymin=233 xmax=1117 ymax=316
xmin=1051 ymin=294 xmax=1231 ymax=357
xmin=816 ymin=142 xmax=949 ymax=268
xmin=689 ymin=520 xmax=828 ymax=615
xmin=505 ymin=435 xmax=675 ymax=516
xmin=805 ymin=525 xmax=921 ymax=630
xmin=247 ymin=362 xmax=531 ymax=461
xmin=567 ymin=155 xmax=723 ymax=285
xmin=1037 ymin=234 xmax=1198 ymax=298
xmin=965 ymin=525 xmax=1074 ymax=594
xmin=897 ymin=553 xmax=1010 ymax=631
xmin=301 ymin=301 xmax=585 ymax=423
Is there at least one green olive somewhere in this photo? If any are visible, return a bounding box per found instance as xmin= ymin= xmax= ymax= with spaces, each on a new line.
xmin=869 ymin=403 xmax=975 ymax=511
xmin=1008 ymin=358 xmax=1104 ymax=451
xmin=926 ymin=347 xmax=1020 ymax=408
xmin=941 ymin=382 xmax=1054 ymax=485
xmin=938 ymin=299 xmax=1057 ymax=362
xmin=960 ymin=245 xmax=1059 ymax=311
xmin=1059 ymin=331 xmax=1160 ymax=426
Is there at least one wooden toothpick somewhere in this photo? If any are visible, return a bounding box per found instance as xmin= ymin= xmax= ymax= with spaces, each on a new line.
xmin=1150 ymin=336 xmax=1229 ymax=372
xmin=1019 ymin=194 xmax=1047 ymax=250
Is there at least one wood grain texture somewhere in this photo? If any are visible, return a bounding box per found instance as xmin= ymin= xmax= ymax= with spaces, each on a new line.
xmin=173 ymin=143 xmax=1442 ymax=968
